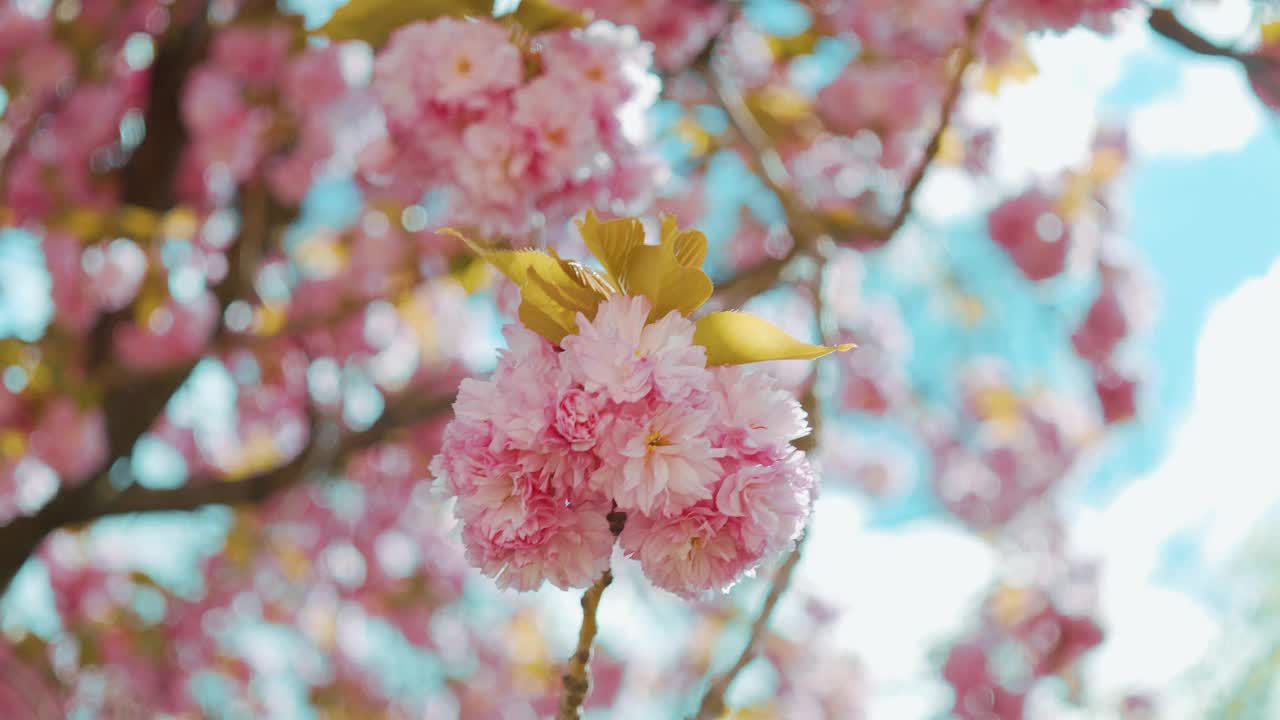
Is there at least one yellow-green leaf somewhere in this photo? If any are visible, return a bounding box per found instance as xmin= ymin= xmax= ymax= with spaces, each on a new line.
xmin=1263 ymin=20 xmax=1280 ymax=46
xmin=551 ymin=249 xmax=616 ymax=297
xmin=316 ymin=0 xmax=584 ymax=48
xmin=625 ymin=244 xmax=713 ymax=321
xmin=525 ymin=265 xmax=601 ymax=319
xmin=518 ymin=296 xmax=577 ymax=343
xmin=447 ymin=254 xmax=491 ymax=293
xmin=316 ymin=0 xmax=492 ymax=48
xmin=693 ymin=312 xmax=855 ymax=366
xmin=659 ymin=214 xmax=707 ymax=268
xmin=577 ymin=210 xmax=641 ymax=289
xmin=502 ymin=0 xmax=588 ymax=34
xmin=444 ymin=227 xmax=611 ymax=343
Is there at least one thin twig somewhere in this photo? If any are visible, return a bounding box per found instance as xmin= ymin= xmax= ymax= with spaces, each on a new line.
xmin=693 ymin=536 xmax=806 ymax=720
xmin=884 ymin=0 xmax=993 ymax=237
xmin=708 ymin=0 xmax=993 ymax=305
xmin=558 ymin=568 xmax=615 ymax=720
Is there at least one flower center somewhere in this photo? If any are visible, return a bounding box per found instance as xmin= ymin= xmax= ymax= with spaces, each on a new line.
xmin=585 ymin=65 xmax=605 ymax=82
xmin=686 ymin=535 xmax=702 ymax=559
xmin=645 ymin=430 xmax=669 ymax=452
xmin=455 ymin=56 xmax=473 ymax=76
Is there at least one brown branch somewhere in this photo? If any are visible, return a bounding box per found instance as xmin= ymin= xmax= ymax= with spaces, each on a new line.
xmin=1148 ymin=8 xmax=1244 ymax=60
xmin=884 ymin=0 xmax=993 ymax=238
xmin=0 ymin=388 xmax=453 ymax=600
xmin=1147 ymin=8 xmax=1280 ymax=104
xmin=558 ymin=568 xmax=615 ymax=720
xmin=693 ymin=537 xmax=806 ymax=720
xmin=0 ymin=11 xmax=218 ymax=598
xmin=708 ymin=0 xmax=992 ymax=306
xmin=85 ymin=391 xmax=455 ymax=523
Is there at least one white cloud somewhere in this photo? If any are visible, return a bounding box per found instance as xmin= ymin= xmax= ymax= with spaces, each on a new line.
xmin=800 ymin=495 xmax=996 ymax=707
xmin=1070 ymin=256 xmax=1280 ymax=711
xmin=919 ymin=16 xmax=1149 ymax=221
xmin=1175 ymin=0 xmax=1257 ymax=46
xmin=1129 ymin=61 xmax=1263 ymax=158
xmin=978 ymin=18 xmax=1148 ymax=186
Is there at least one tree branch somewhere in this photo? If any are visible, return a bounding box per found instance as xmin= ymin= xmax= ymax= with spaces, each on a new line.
xmin=1147 ymin=8 xmax=1244 ymax=60
xmin=558 ymin=568 xmax=615 ymax=720
xmin=85 ymin=391 xmax=456 ymax=523
xmin=0 ymin=388 xmax=455 ymax=601
xmin=0 ymin=11 xmax=217 ymax=598
xmin=883 ymin=0 xmax=993 ymax=238
xmin=708 ymin=0 xmax=993 ymax=306
xmin=693 ymin=536 xmax=805 ymax=720
xmin=1147 ymin=7 xmax=1280 ymax=103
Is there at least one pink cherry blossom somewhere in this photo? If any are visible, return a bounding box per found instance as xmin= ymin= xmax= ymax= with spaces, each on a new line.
xmin=561 ymin=295 xmax=709 ymax=404
xmin=513 ymin=74 xmax=603 ymax=184
xmin=942 ymin=642 xmax=1026 ymax=720
xmin=28 ymin=398 xmax=107 ymax=486
xmin=1094 ymin=364 xmax=1138 ymax=424
xmin=709 ymin=365 xmax=809 ymax=457
xmin=462 ymin=498 xmax=615 ymax=592
xmin=618 ymin=504 xmax=752 ymax=598
xmin=593 ymin=401 xmax=724 ymax=517
xmin=1073 ymin=283 xmax=1129 ymax=363
xmin=997 ymin=0 xmax=1133 ymax=33
xmin=715 ymin=453 xmax=813 ymax=556
xmin=555 ymin=389 xmax=602 ymax=451
xmin=209 ymin=24 xmax=294 ymax=87
xmin=555 ymin=1 xmax=729 ymax=70
xmin=987 ymin=189 xmax=1072 ymax=282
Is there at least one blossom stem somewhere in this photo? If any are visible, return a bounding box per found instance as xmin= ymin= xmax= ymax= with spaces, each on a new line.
xmin=693 ymin=535 xmax=806 ymax=720
xmin=558 ymin=568 xmax=615 ymax=720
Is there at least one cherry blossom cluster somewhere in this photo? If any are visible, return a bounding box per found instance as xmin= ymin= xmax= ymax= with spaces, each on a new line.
xmin=552 ymin=0 xmax=730 ymax=70
xmin=362 ymin=17 xmax=661 ymax=236
xmin=995 ymin=0 xmax=1135 ymax=33
xmin=432 ymin=294 xmax=814 ymax=598
xmin=943 ymin=570 xmax=1104 ymax=720
xmin=1 ymin=2 xmax=157 ymax=222
xmin=179 ymin=24 xmax=352 ymax=206
xmin=984 ymin=129 xmax=1147 ymax=425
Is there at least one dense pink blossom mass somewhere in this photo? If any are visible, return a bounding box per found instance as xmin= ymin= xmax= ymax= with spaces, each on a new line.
xmin=433 ymin=295 xmax=813 ymax=597
xmin=364 ymin=17 xmax=660 ymax=235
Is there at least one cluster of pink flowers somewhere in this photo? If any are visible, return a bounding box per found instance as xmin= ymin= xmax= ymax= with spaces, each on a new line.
xmin=944 ymin=578 xmax=1103 ymax=720
xmin=816 ymin=63 xmax=943 ymax=147
xmin=996 ymin=0 xmax=1134 ymax=33
xmin=553 ymin=0 xmax=729 ymax=70
xmin=180 ymin=24 xmax=351 ymax=206
xmin=986 ymin=189 xmax=1072 ymax=282
xmin=1074 ymin=262 xmax=1143 ymax=424
xmin=432 ymin=295 xmax=815 ymax=598
xmin=363 ymin=18 xmax=660 ymax=236
xmin=0 ymin=397 xmax=106 ymax=525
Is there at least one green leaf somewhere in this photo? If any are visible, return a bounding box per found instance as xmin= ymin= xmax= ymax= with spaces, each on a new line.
xmin=444 ymin=228 xmax=611 ymax=344
xmin=316 ymin=0 xmax=492 ymax=47
xmin=659 ymin=214 xmax=707 ymax=269
xmin=578 ymin=210 xmax=641 ymax=290
xmin=315 ymin=0 xmax=585 ymax=48
xmin=693 ymin=312 xmax=855 ymax=366
xmin=503 ymin=0 xmax=588 ymax=33
xmin=625 ymin=244 xmax=713 ymax=321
